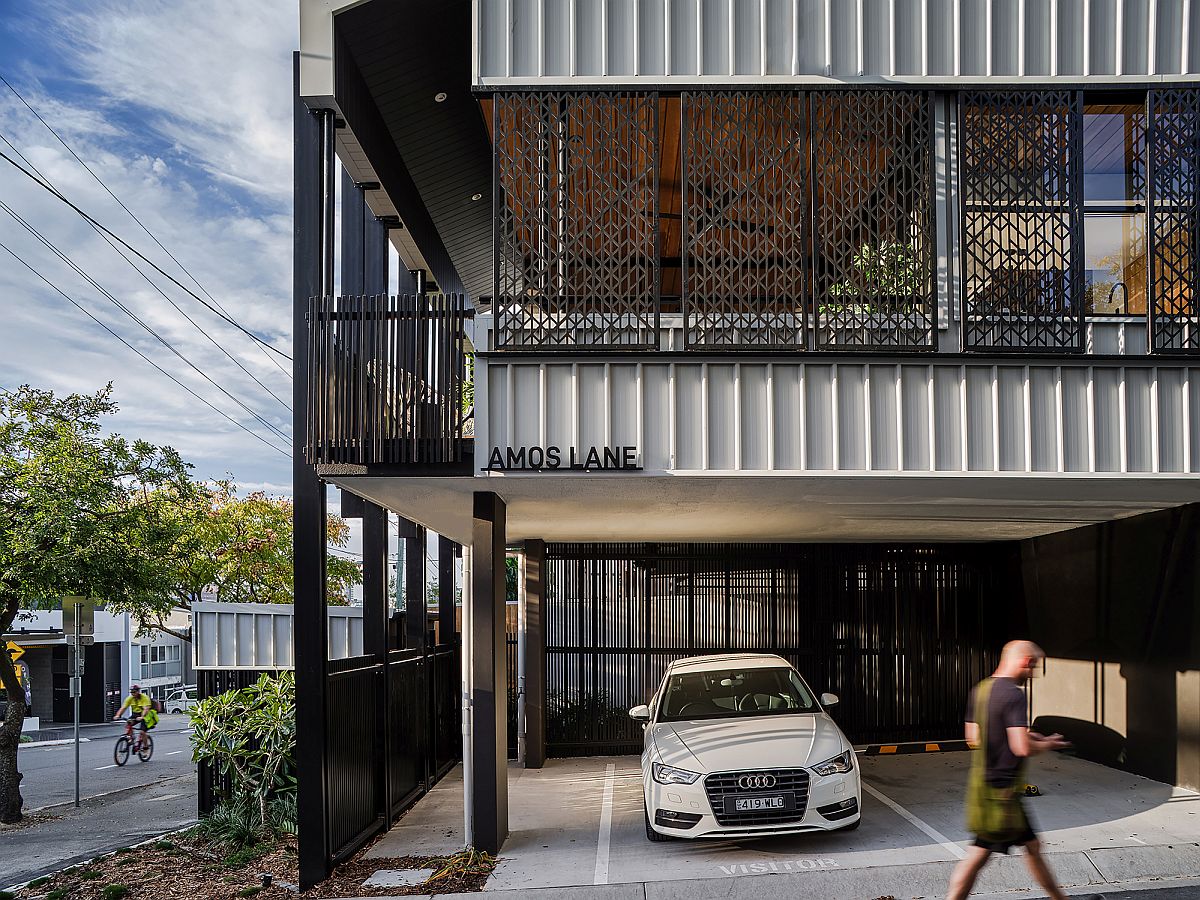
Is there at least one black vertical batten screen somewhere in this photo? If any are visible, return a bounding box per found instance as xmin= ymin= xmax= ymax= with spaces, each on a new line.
xmin=306 ymin=294 xmax=471 ymax=466
xmin=494 ymin=92 xmax=660 ymax=349
xmin=811 ymin=91 xmax=937 ymax=350
xmin=540 ymin=543 xmax=1006 ymax=756
xmin=293 ymin=54 xmax=331 ymax=891
xmin=1148 ymin=88 xmax=1200 ymax=354
xmin=683 ymin=91 xmax=809 ymax=348
xmin=959 ymin=91 xmax=1084 ymax=352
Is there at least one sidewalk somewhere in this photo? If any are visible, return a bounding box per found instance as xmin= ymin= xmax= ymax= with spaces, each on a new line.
xmin=25 ymin=720 xmax=126 ymax=742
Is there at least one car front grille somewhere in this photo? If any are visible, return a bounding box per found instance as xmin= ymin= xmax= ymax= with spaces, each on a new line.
xmin=704 ymin=768 xmax=811 ymax=827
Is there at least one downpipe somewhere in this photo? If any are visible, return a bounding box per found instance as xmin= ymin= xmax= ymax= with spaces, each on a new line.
xmin=461 ymin=544 xmax=473 ymax=848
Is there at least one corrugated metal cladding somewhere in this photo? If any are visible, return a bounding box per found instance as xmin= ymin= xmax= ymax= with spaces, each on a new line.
xmin=192 ymin=602 xmax=363 ymax=670
xmin=477 ymin=0 xmax=1200 ymax=83
xmin=486 ymin=359 xmax=1200 ymax=473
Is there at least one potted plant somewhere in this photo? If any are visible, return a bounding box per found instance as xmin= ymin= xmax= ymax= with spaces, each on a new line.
xmin=818 ymin=240 xmax=930 ymax=346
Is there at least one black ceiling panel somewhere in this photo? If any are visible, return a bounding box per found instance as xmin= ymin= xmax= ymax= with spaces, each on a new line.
xmin=335 ymin=0 xmax=493 ymax=302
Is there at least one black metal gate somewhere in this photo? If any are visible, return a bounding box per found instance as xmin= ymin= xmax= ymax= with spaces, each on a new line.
xmin=542 ymin=542 xmax=1017 ymax=756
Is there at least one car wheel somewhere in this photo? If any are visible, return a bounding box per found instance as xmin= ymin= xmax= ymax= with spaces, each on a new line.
xmin=644 ymin=804 xmax=672 ymax=842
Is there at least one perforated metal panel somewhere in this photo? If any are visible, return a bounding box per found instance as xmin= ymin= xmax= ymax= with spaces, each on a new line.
xmin=812 ymin=90 xmax=936 ymax=350
xmin=1149 ymin=87 xmax=1200 ymax=355
xmin=682 ymin=91 xmax=808 ymax=348
xmin=494 ymin=92 xmax=660 ymax=349
xmin=959 ymin=91 xmax=1084 ymax=352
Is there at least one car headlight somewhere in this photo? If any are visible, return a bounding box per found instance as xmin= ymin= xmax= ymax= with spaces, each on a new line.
xmin=652 ymin=762 xmax=701 ymax=785
xmin=811 ymin=750 xmax=854 ymax=777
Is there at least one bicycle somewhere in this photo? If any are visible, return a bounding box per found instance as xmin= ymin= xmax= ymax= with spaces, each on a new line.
xmin=113 ymin=717 xmax=155 ymax=766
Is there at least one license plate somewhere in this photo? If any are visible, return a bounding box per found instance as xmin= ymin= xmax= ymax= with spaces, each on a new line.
xmin=729 ymin=794 xmax=790 ymax=813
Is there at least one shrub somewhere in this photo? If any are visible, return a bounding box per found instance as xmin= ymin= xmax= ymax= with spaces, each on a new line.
xmin=101 ymin=886 xmax=129 ymax=900
xmin=199 ymin=796 xmax=263 ymax=849
xmin=192 ymin=672 xmax=296 ymax=827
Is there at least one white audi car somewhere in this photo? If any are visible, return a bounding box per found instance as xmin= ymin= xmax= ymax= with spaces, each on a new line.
xmin=631 ymin=653 xmax=861 ymax=841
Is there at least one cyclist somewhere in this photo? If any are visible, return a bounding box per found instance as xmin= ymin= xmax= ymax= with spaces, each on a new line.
xmin=113 ymin=684 xmax=157 ymax=752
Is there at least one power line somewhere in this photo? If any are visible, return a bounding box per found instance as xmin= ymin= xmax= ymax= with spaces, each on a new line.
xmin=0 ymin=198 xmax=291 ymax=444
xmin=0 ymin=239 xmax=290 ymax=458
xmin=0 ymin=146 xmax=292 ymax=362
xmin=0 ymin=126 xmax=290 ymax=412
xmin=0 ymin=72 xmax=292 ymax=382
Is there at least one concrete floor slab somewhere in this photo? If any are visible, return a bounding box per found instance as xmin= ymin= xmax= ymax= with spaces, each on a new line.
xmin=363 ymin=751 xmax=1200 ymax=899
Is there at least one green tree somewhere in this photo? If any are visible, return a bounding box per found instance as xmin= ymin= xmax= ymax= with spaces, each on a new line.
xmin=0 ymin=385 xmax=197 ymax=823
xmin=125 ymin=480 xmax=362 ymax=639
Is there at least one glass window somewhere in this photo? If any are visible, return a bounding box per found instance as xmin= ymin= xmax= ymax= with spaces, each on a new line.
xmin=657 ymin=667 xmax=818 ymax=722
xmin=1084 ymin=213 xmax=1147 ymax=314
xmin=1083 ymin=101 xmax=1147 ymax=315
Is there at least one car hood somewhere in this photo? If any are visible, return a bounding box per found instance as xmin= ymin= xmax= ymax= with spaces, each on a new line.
xmin=650 ymin=713 xmax=848 ymax=773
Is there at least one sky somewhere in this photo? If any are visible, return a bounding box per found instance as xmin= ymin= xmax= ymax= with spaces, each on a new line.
xmin=0 ymin=0 xmax=297 ymax=496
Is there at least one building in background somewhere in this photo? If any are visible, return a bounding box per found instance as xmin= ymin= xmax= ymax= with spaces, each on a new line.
xmin=5 ymin=607 xmax=192 ymax=728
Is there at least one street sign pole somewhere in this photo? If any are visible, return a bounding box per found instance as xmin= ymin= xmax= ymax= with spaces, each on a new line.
xmin=74 ymin=610 xmax=80 ymax=809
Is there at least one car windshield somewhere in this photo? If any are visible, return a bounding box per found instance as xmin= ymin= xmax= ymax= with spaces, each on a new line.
xmin=656 ymin=666 xmax=820 ymax=722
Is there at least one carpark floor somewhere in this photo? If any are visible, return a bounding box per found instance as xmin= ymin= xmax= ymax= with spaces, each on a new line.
xmin=365 ymin=751 xmax=1200 ymax=898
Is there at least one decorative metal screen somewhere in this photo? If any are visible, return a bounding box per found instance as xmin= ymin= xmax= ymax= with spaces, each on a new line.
xmin=812 ymin=91 xmax=935 ymax=350
xmin=1148 ymin=88 xmax=1200 ymax=354
xmin=959 ymin=91 xmax=1084 ymax=352
xmin=494 ymin=92 xmax=659 ymax=349
xmin=683 ymin=92 xmax=809 ymax=348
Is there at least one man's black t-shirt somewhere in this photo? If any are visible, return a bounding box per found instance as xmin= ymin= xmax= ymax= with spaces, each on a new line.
xmin=965 ymin=677 xmax=1028 ymax=787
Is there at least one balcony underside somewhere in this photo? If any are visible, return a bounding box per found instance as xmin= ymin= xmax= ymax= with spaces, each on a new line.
xmin=329 ymin=471 xmax=1200 ymax=546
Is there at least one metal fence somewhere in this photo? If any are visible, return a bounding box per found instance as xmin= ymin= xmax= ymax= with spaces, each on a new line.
xmin=541 ymin=542 xmax=1014 ymax=756
xmin=306 ymin=293 xmax=472 ymax=466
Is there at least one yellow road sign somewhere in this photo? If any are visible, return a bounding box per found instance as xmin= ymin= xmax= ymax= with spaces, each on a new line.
xmin=4 ymin=641 xmax=24 ymax=662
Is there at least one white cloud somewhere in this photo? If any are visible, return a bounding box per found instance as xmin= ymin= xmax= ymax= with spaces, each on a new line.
xmin=0 ymin=0 xmax=297 ymax=490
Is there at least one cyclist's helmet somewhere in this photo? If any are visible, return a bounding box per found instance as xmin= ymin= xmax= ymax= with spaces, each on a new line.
xmin=131 ymin=684 xmax=141 ymax=692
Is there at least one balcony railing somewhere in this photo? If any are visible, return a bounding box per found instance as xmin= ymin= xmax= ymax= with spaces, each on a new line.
xmin=306 ymin=294 xmax=473 ymax=467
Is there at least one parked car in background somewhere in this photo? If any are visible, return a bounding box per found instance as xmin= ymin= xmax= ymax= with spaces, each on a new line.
xmin=631 ymin=653 xmax=861 ymax=841
xmin=164 ymin=685 xmax=197 ymax=714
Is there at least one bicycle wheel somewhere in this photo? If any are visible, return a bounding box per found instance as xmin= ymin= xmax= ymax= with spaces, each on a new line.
xmin=137 ymin=733 xmax=154 ymax=762
xmin=114 ymin=736 xmax=130 ymax=767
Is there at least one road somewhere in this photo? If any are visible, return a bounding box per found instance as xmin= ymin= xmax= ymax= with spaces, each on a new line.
xmin=17 ymin=714 xmax=195 ymax=810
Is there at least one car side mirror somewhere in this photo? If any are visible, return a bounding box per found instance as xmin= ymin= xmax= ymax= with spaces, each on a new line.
xmin=629 ymin=704 xmax=651 ymax=722
xmin=820 ymin=692 xmax=839 ymax=708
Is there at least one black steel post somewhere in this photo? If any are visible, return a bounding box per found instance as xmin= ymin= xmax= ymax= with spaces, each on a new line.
xmin=362 ymin=502 xmax=391 ymax=825
xmin=293 ymin=53 xmax=331 ymax=891
xmin=341 ymin=170 xmax=366 ymax=296
xmin=524 ymin=539 xmax=546 ymax=769
xmin=438 ymin=536 xmax=458 ymax=646
xmin=471 ymin=492 xmax=508 ymax=853
xmin=399 ymin=516 xmax=429 ymax=790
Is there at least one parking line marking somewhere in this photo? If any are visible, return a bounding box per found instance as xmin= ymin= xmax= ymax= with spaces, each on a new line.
xmin=861 ymin=781 xmax=966 ymax=860
xmin=95 ymin=764 xmax=118 ymax=770
xmin=166 ymin=750 xmax=184 ymax=755
xmin=593 ymin=763 xmax=616 ymax=885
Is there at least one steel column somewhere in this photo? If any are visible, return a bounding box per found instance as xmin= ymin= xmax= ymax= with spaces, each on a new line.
xmin=293 ymin=53 xmax=331 ymax=891
xmin=524 ymin=539 xmax=546 ymax=769
xmin=470 ymin=492 xmax=509 ymax=853
xmin=362 ymin=501 xmax=391 ymax=825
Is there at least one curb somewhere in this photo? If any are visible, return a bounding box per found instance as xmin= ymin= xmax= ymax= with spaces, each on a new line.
xmin=20 ymin=737 xmax=93 ymax=748
xmin=862 ymin=739 xmax=971 ymax=755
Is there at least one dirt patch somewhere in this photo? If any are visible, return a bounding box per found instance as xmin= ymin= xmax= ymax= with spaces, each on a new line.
xmin=301 ymin=849 xmax=495 ymax=898
xmin=7 ymin=832 xmax=495 ymax=899
xmin=8 ymin=832 xmax=299 ymax=900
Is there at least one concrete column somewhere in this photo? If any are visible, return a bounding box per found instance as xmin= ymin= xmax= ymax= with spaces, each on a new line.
xmin=524 ymin=540 xmax=546 ymax=768
xmin=470 ymin=492 xmax=508 ymax=853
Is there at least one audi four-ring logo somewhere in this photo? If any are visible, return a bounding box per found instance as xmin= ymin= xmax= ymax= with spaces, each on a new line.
xmin=737 ymin=773 xmax=777 ymax=790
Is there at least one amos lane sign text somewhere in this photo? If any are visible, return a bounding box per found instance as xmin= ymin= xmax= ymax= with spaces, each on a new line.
xmin=485 ymin=445 xmax=641 ymax=471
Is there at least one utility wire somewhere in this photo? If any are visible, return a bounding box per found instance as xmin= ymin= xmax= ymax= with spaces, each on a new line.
xmin=0 ymin=198 xmax=291 ymax=444
xmin=0 ymin=146 xmax=292 ymax=362
xmin=0 ymin=126 xmax=290 ymax=412
xmin=0 ymin=239 xmax=290 ymax=458
xmin=0 ymin=73 xmax=292 ymax=381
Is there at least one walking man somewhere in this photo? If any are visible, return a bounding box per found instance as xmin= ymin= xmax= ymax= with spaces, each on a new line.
xmin=946 ymin=640 xmax=1096 ymax=900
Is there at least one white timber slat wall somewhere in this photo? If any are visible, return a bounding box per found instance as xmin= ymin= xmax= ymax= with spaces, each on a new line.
xmin=475 ymin=0 xmax=1200 ymax=83
xmin=486 ymin=360 xmax=1200 ymax=474
xmin=193 ymin=602 xmax=364 ymax=670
